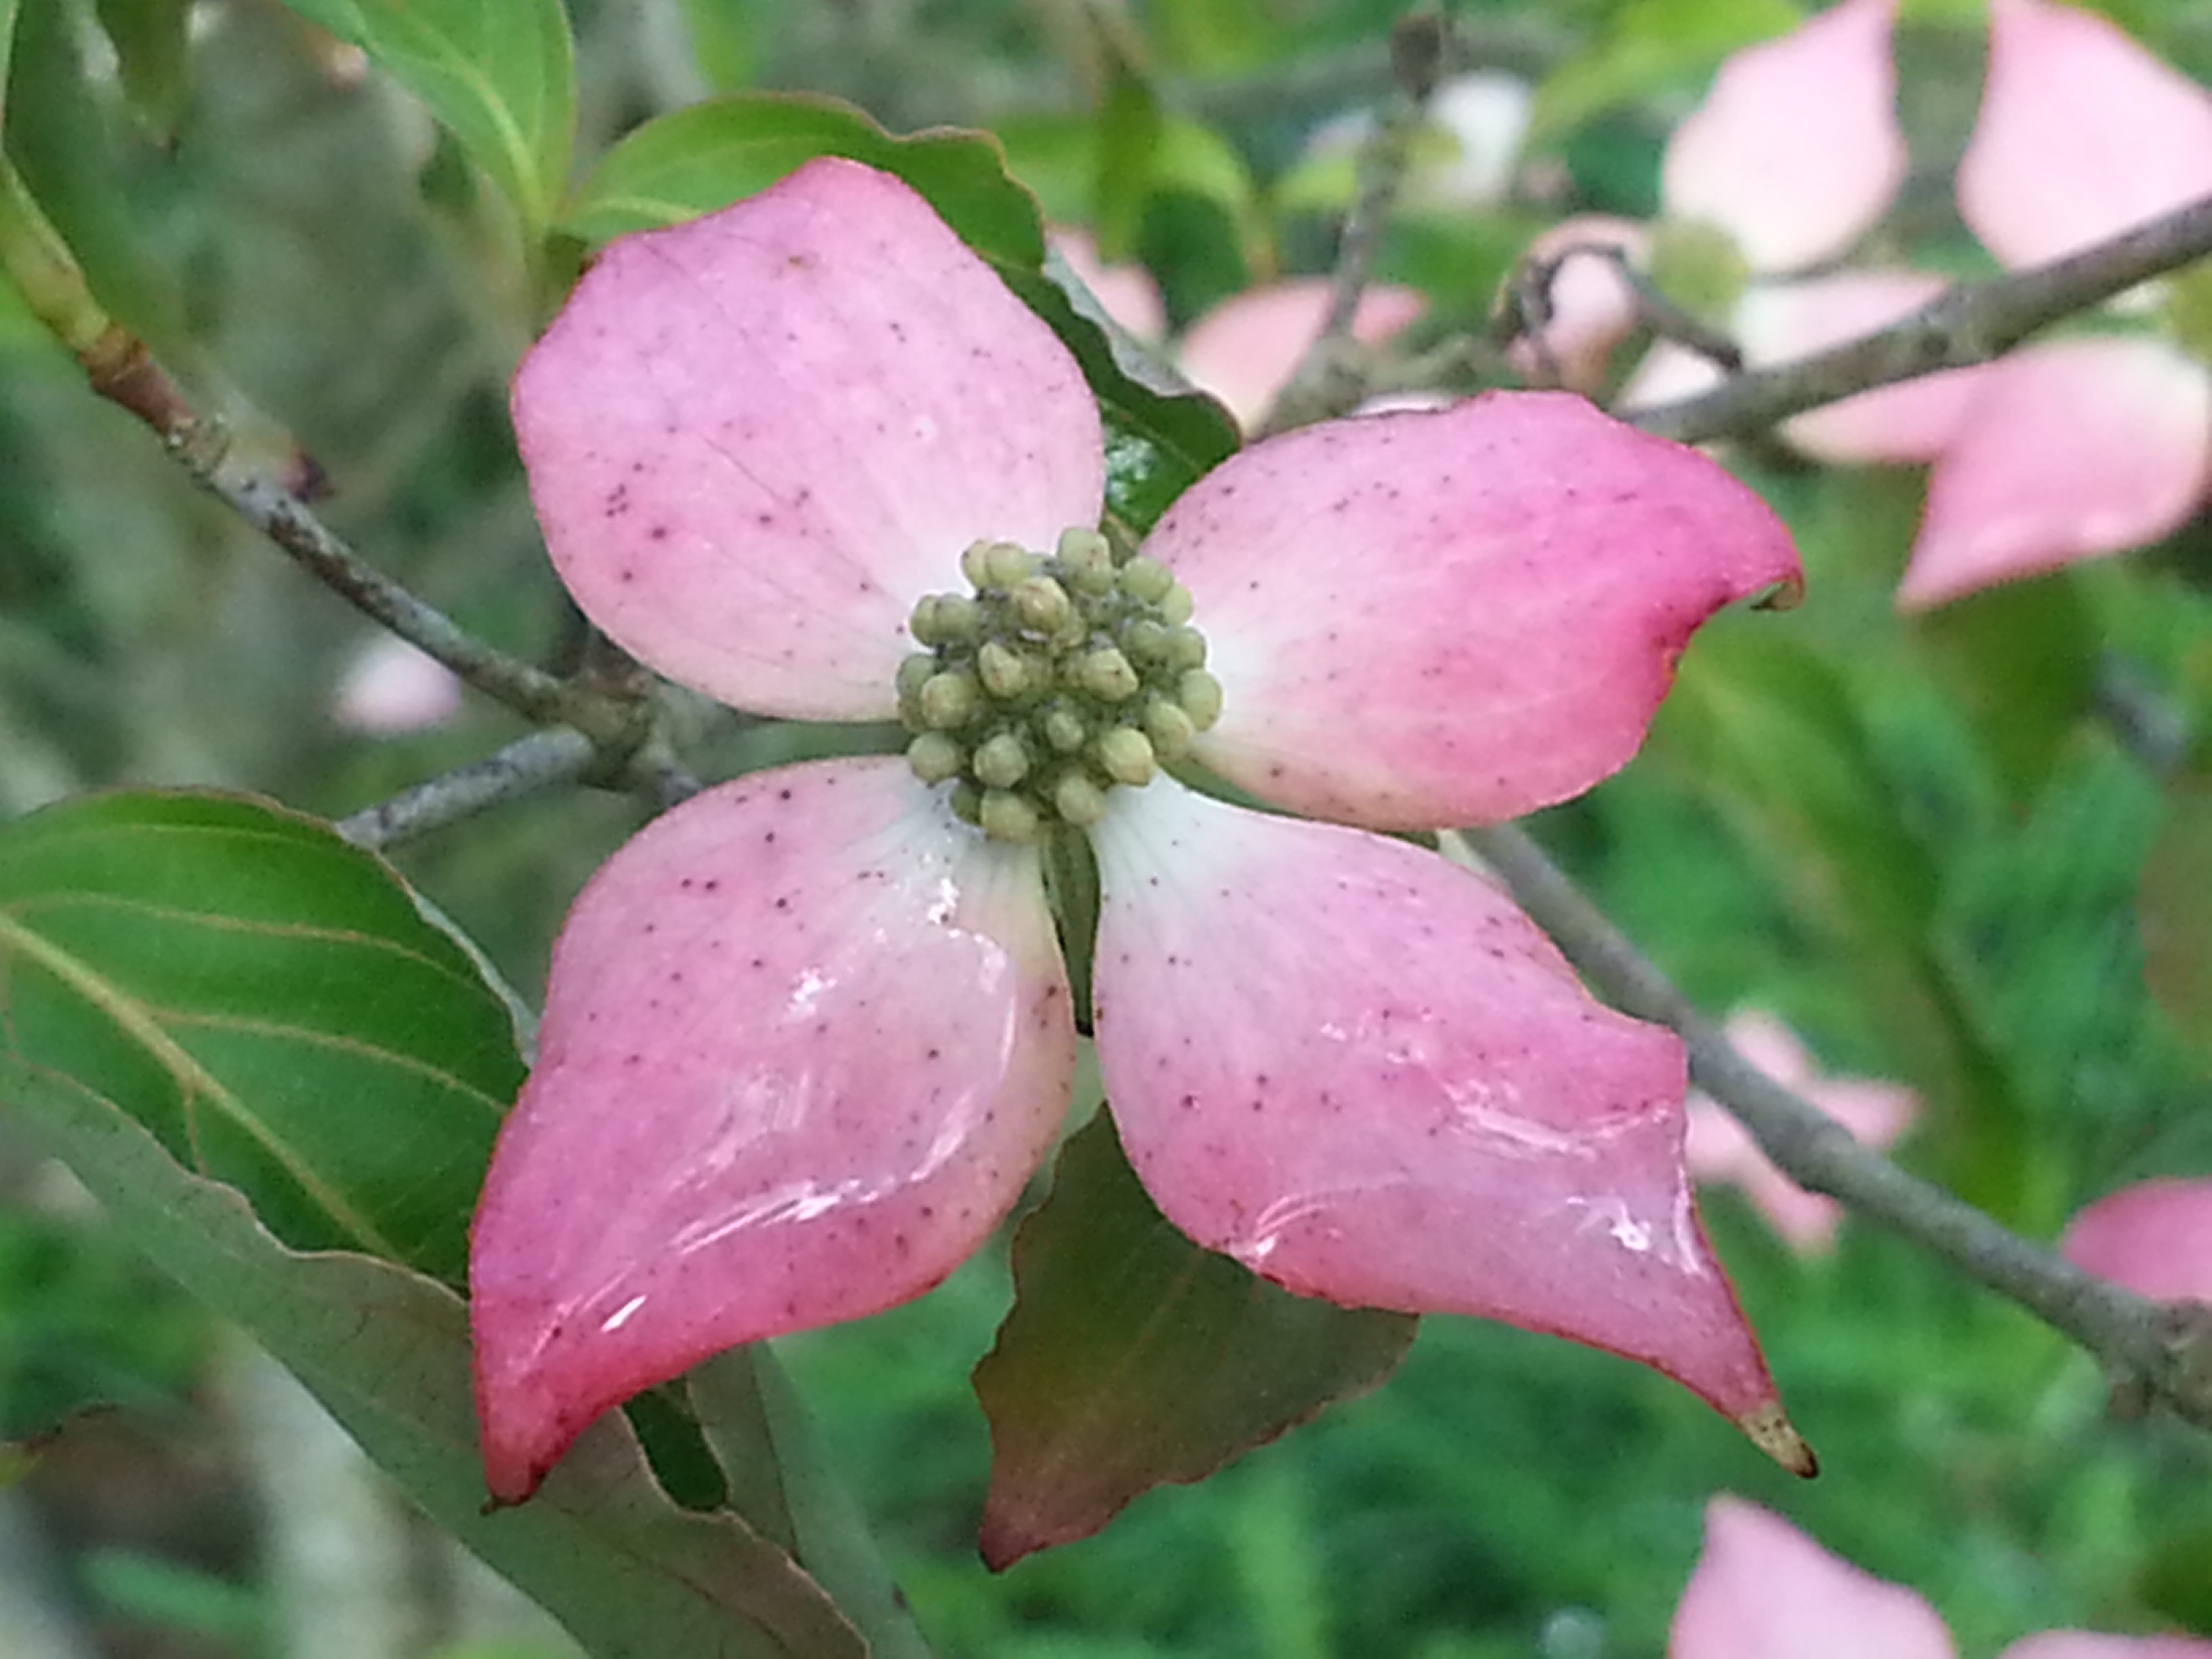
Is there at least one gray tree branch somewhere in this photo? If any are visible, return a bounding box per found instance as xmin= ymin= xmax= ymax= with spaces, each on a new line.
xmin=1627 ymin=192 xmax=2212 ymax=445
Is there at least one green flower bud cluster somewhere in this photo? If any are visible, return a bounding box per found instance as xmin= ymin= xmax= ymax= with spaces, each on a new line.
xmin=898 ymin=527 xmax=1227 ymax=842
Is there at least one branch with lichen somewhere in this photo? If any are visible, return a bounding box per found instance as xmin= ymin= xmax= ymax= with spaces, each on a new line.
xmin=1628 ymin=192 xmax=2212 ymax=445
xmin=1448 ymin=823 xmax=2212 ymax=1433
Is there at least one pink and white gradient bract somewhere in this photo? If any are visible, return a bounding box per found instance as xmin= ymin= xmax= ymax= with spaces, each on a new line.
xmin=1673 ymin=1497 xmax=2212 ymax=1659
xmin=471 ymin=156 xmax=1805 ymax=1503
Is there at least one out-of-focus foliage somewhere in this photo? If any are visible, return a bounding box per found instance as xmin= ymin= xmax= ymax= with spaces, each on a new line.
xmin=1 ymin=0 xmax=2209 ymax=1654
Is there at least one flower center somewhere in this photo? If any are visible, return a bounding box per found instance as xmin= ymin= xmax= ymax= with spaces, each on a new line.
xmin=898 ymin=528 xmax=1225 ymax=843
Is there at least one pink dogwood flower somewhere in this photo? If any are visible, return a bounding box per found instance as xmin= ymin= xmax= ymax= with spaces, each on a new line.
xmin=1685 ymin=1011 xmax=1917 ymax=1255
xmin=1527 ymin=0 xmax=1975 ymax=463
xmin=1897 ymin=0 xmax=2212 ymax=609
xmin=1674 ymin=1496 xmax=2212 ymax=1659
xmin=467 ymin=156 xmax=1809 ymax=1503
xmin=2061 ymin=1179 xmax=2212 ymax=1303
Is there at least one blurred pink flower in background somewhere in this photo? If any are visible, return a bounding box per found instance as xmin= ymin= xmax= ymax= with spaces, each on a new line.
xmin=1685 ymin=1010 xmax=1916 ymax=1254
xmin=2061 ymin=1178 xmax=2212 ymax=1302
xmin=1673 ymin=1496 xmax=2212 ymax=1659
xmin=1174 ymin=279 xmax=1426 ymax=428
xmin=1614 ymin=0 xmax=1981 ymax=462
xmin=1897 ymin=0 xmax=2212 ymax=609
xmin=1052 ymin=227 xmax=1426 ymax=430
xmin=330 ymin=634 xmax=464 ymax=736
xmin=1521 ymin=0 xmax=1973 ymax=459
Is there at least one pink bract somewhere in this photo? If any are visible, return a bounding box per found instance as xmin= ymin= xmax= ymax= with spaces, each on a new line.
xmin=1662 ymin=0 xmax=1904 ymax=274
xmin=1901 ymin=0 xmax=2212 ymax=608
xmin=472 ymin=156 xmax=1807 ymax=1503
xmin=1960 ymin=0 xmax=2212 ymax=268
xmin=1899 ymin=338 xmax=2212 ymax=611
xmin=1673 ymin=1497 xmax=1955 ymax=1659
xmin=1673 ymin=1497 xmax=2212 ymax=1659
xmin=2061 ymin=1179 xmax=2212 ymax=1303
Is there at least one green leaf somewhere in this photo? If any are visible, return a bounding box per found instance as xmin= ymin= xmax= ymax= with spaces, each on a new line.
xmin=1090 ymin=47 xmax=1162 ymax=262
xmin=1912 ymin=576 xmax=2097 ymax=804
xmin=558 ymin=93 xmax=1039 ymax=252
xmin=2141 ymin=768 xmax=2212 ymax=1059
xmin=4 ymin=0 xmax=188 ymax=350
xmin=556 ymin=91 xmax=1237 ymax=535
xmin=0 ymin=791 xmax=523 ymax=1286
xmin=275 ymin=0 xmax=574 ymax=238
xmin=0 ymin=0 xmax=20 ymax=119
xmin=0 ymin=1052 xmax=872 ymax=1659
xmin=1655 ymin=630 xmax=2027 ymax=1211
xmin=972 ymin=1113 xmax=1416 ymax=1570
xmin=91 ymin=0 xmax=192 ymax=143
xmin=1532 ymin=0 xmax=1800 ymax=140
xmin=690 ymin=1353 xmax=935 ymax=1659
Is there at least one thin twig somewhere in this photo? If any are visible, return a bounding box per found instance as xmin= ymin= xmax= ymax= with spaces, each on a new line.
xmin=1629 ymin=193 xmax=2212 ymax=445
xmin=0 ymin=160 xmax=638 ymax=746
xmin=1258 ymin=9 xmax=1446 ymax=435
xmin=336 ymin=730 xmax=602 ymax=853
xmin=1446 ymin=823 xmax=2212 ymax=1432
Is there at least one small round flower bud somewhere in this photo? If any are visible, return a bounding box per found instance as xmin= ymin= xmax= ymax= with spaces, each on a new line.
xmin=960 ymin=539 xmax=997 ymax=588
xmin=977 ymin=639 xmax=1030 ymax=699
xmin=1094 ymin=725 xmax=1157 ymax=787
xmin=1118 ymin=555 xmax=1174 ymax=605
xmin=980 ymin=790 xmax=1042 ymax=843
xmin=896 ymin=653 xmax=938 ymax=703
xmin=1122 ymin=618 xmax=1172 ymax=666
xmin=929 ymin=592 xmax=981 ymax=644
xmin=1057 ymin=527 xmax=1115 ymax=594
xmin=983 ymin=540 xmax=1037 ymax=590
xmin=919 ymin=670 xmax=981 ymax=730
xmin=949 ymin=780 xmax=983 ymax=825
xmin=1142 ymin=696 xmax=1196 ymax=760
xmin=1159 ymin=581 xmax=1195 ymax=626
xmin=1010 ymin=575 xmax=1073 ymax=635
xmin=1166 ymin=626 xmax=1208 ymax=672
xmin=1076 ymin=647 xmax=1140 ymax=702
xmin=1041 ymin=705 xmax=1090 ymax=754
xmin=972 ymin=731 xmax=1031 ymax=790
xmin=1052 ymin=771 xmax=1108 ymax=827
xmin=1177 ymin=668 xmax=1225 ymax=730
xmin=905 ymin=731 xmax=965 ymax=784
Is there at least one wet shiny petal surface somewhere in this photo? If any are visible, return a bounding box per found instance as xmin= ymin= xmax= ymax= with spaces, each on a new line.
xmin=470 ymin=758 xmax=1074 ymax=1502
xmin=1088 ymin=781 xmax=1790 ymax=1438
xmin=1672 ymin=1498 xmax=1957 ymax=1659
xmin=512 ymin=157 xmax=1104 ymax=722
xmin=1148 ymin=393 xmax=1801 ymax=832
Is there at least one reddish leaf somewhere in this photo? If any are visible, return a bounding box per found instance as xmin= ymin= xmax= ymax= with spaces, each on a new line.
xmin=972 ymin=1113 xmax=1414 ymax=1570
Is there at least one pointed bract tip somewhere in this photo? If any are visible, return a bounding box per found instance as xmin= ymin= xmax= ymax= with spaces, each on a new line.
xmin=1738 ymin=1399 xmax=1818 ymax=1477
